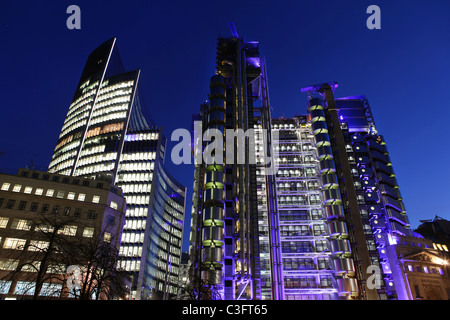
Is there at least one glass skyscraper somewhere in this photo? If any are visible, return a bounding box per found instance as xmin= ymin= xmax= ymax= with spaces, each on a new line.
xmin=189 ymin=30 xmax=414 ymax=300
xmin=48 ymin=38 xmax=186 ymax=300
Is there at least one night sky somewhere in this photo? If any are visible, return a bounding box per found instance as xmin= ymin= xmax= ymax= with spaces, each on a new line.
xmin=2 ymin=1 xmax=450 ymax=252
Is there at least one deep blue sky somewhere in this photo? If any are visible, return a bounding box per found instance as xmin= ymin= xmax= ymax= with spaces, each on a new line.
xmin=1 ymin=1 xmax=450 ymax=252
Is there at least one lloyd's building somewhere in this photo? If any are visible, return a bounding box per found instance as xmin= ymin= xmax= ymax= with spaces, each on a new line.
xmin=189 ymin=28 xmax=414 ymax=300
xmin=48 ymin=38 xmax=186 ymax=300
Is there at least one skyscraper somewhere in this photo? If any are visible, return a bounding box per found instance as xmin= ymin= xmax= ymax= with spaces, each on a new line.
xmin=189 ymin=29 xmax=415 ymax=300
xmin=48 ymin=38 xmax=186 ymax=300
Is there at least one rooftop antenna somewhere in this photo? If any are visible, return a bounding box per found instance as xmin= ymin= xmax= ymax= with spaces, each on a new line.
xmin=229 ymin=22 xmax=239 ymax=39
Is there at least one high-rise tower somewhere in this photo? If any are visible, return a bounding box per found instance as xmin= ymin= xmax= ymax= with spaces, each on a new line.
xmin=190 ymin=28 xmax=414 ymax=300
xmin=48 ymin=38 xmax=186 ymax=300
xmin=189 ymin=29 xmax=273 ymax=300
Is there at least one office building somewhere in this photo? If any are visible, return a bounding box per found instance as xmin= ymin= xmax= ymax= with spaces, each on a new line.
xmin=189 ymin=28 xmax=417 ymax=300
xmin=47 ymin=38 xmax=186 ymax=300
xmin=0 ymin=168 xmax=127 ymax=299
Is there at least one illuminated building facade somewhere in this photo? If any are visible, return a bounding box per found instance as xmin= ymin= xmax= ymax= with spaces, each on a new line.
xmin=0 ymin=168 xmax=127 ymax=299
xmin=189 ymin=28 xmax=416 ymax=300
xmin=48 ymin=38 xmax=186 ymax=300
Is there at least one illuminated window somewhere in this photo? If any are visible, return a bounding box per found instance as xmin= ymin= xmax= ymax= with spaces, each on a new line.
xmin=21 ymin=261 xmax=41 ymax=272
xmin=78 ymin=193 xmax=86 ymax=201
xmin=40 ymin=283 xmax=62 ymax=297
xmin=24 ymin=186 xmax=33 ymax=194
xmin=0 ymin=217 xmax=9 ymax=228
xmin=3 ymin=238 xmax=26 ymax=250
xmin=58 ymin=225 xmax=77 ymax=236
xmin=104 ymin=232 xmax=112 ymax=243
xmin=14 ymin=281 xmax=35 ymax=295
xmin=12 ymin=184 xmax=22 ymax=192
xmin=1 ymin=183 xmax=10 ymax=191
xmin=57 ymin=190 xmax=65 ymax=199
xmin=11 ymin=219 xmax=32 ymax=231
xmin=110 ymin=201 xmax=118 ymax=210
xmin=35 ymin=188 xmax=43 ymax=195
xmin=46 ymin=189 xmax=54 ymax=197
xmin=82 ymin=227 xmax=94 ymax=238
xmin=92 ymin=195 xmax=100 ymax=203
xmin=0 ymin=259 xmax=19 ymax=271
xmin=67 ymin=192 xmax=75 ymax=200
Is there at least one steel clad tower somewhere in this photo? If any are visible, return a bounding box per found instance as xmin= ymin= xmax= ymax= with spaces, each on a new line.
xmin=190 ymin=28 xmax=415 ymax=300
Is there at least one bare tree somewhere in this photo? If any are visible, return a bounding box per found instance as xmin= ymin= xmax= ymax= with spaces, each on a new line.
xmin=65 ymin=230 xmax=129 ymax=300
xmin=0 ymin=214 xmax=129 ymax=300
xmin=173 ymin=266 xmax=221 ymax=300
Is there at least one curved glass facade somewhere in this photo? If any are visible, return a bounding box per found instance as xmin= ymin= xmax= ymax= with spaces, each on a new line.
xmin=48 ymin=38 xmax=186 ymax=300
xmin=142 ymin=162 xmax=185 ymax=299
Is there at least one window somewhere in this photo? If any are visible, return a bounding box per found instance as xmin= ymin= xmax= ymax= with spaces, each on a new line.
xmin=6 ymin=199 xmax=15 ymax=209
xmin=24 ymin=186 xmax=33 ymax=194
xmin=83 ymin=227 xmax=94 ymax=238
xmin=11 ymin=219 xmax=32 ymax=231
xmin=92 ymin=195 xmax=100 ymax=203
xmin=63 ymin=207 xmax=71 ymax=216
xmin=0 ymin=280 xmax=12 ymax=294
xmin=87 ymin=210 xmax=97 ymax=220
xmin=21 ymin=261 xmax=41 ymax=272
xmin=107 ymin=215 xmax=115 ymax=225
xmin=30 ymin=202 xmax=38 ymax=212
xmin=1 ymin=183 xmax=10 ymax=191
xmin=110 ymin=201 xmax=118 ymax=210
xmin=34 ymin=224 xmax=54 ymax=233
xmin=52 ymin=205 xmax=60 ymax=214
xmin=414 ymin=285 xmax=422 ymax=299
xmin=58 ymin=225 xmax=77 ymax=236
xmin=40 ymin=283 xmax=62 ymax=297
xmin=46 ymin=189 xmax=54 ymax=197
xmin=78 ymin=193 xmax=86 ymax=201
xmin=104 ymin=232 xmax=112 ymax=243
xmin=0 ymin=217 xmax=8 ymax=228
xmin=0 ymin=258 xmax=18 ymax=271
xmin=67 ymin=192 xmax=75 ymax=200
xmin=74 ymin=208 xmax=82 ymax=217
xmin=57 ymin=190 xmax=65 ymax=199
xmin=14 ymin=281 xmax=35 ymax=295
xmin=18 ymin=201 xmax=27 ymax=211
xmin=35 ymin=188 xmax=43 ymax=195
xmin=3 ymin=238 xmax=27 ymax=250
xmin=40 ymin=203 xmax=49 ymax=213
xmin=12 ymin=184 xmax=22 ymax=192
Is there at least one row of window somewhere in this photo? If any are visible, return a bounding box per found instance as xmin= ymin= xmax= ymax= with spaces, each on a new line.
xmin=1 ymin=231 xmax=112 ymax=251
xmin=407 ymin=264 xmax=445 ymax=275
xmin=284 ymin=275 xmax=333 ymax=289
xmin=0 ymin=197 xmax=104 ymax=218
xmin=1 ymin=182 xmax=109 ymax=205
xmin=0 ymin=280 xmax=63 ymax=297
